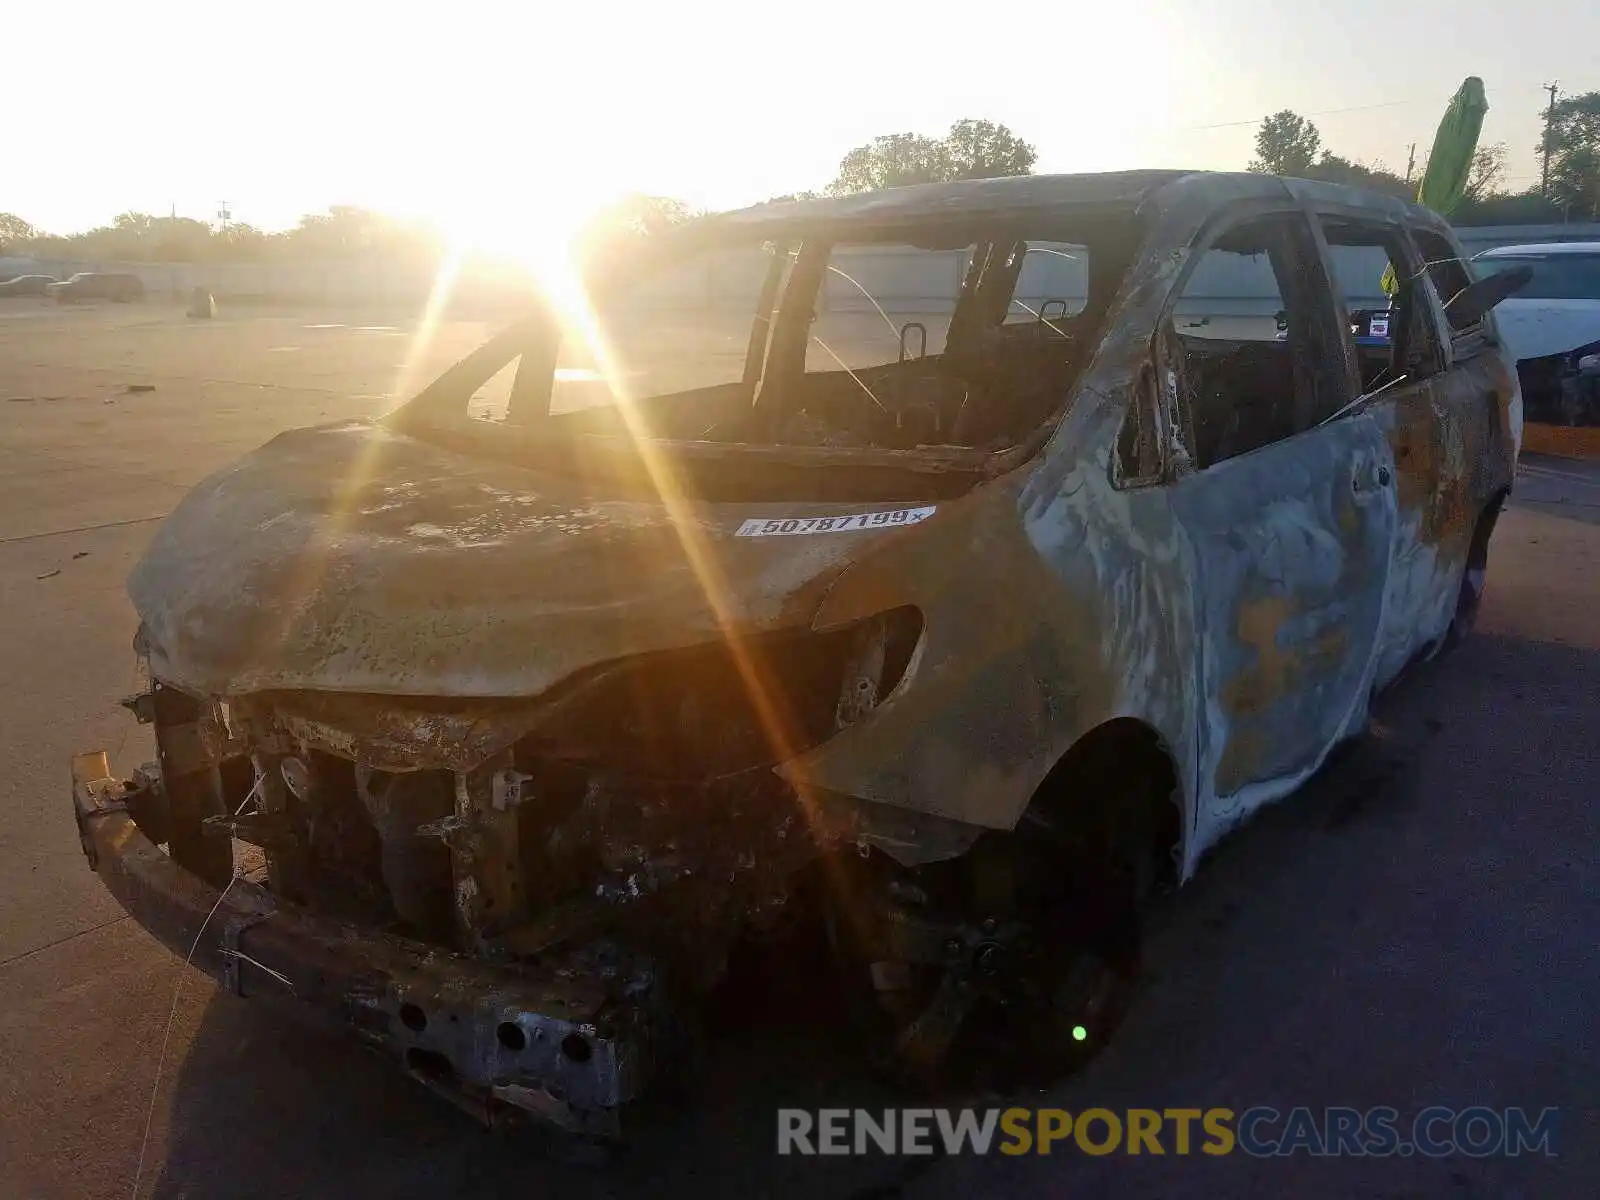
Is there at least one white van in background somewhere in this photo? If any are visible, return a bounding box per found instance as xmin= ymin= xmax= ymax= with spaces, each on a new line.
xmin=1473 ymin=242 xmax=1600 ymax=362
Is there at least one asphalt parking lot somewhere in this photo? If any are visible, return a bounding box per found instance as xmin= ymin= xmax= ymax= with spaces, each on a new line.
xmin=1 ymin=302 xmax=1596 ymax=1198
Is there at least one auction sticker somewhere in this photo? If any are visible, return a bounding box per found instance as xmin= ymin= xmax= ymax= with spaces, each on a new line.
xmin=735 ymin=506 xmax=936 ymax=537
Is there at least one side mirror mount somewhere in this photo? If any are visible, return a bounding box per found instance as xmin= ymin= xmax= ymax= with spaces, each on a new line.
xmin=1447 ymin=265 xmax=1532 ymax=327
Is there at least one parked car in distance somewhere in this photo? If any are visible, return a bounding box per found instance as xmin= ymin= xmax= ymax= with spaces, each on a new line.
xmin=47 ymin=272 xmax=146 ymax=303
xmin=71 ymin=171 xmax=1528 ymax=1143
xmin=1473 ymin=242 xmax=1600 ymax=426
xmin=0 ymin=274 xmax=57 ymax=297
xmin=1473 ymin=242 xmax=1600 ymax=360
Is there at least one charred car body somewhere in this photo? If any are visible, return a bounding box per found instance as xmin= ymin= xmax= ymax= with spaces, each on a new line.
xmin=73 ymin=171 xmax=1523 ymax=1137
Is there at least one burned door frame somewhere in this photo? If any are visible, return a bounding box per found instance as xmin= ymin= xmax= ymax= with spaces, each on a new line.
xmin=1302 ymin=202 xmax=1462 ymax=691
xmin=1397 ymin=218 xmax=1518 ymax=654
xmin=1154 ymin=198 xmax=1400 ymax=831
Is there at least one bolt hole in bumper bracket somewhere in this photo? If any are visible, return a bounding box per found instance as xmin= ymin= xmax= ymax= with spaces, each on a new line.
xmin=70 ymin=751 xmax=660 ymax=1139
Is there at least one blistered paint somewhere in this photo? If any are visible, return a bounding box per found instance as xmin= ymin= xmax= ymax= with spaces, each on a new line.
xmin=1364 ymin=345 xmax=1518 ymax=694
xmin=131 ymin=422 xmax=923 ymax=699
xmin=1165 ymin=410 xmax=1396 ymax=840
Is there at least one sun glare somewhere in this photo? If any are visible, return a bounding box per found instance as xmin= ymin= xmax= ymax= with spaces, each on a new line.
xmin=438 ymin=189 xmax=609 ymax=285
xmin=383 ymin=189 xmax=610 ymax=415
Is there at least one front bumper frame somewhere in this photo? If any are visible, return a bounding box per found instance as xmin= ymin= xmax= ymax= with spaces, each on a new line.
xmin=70 ymin=752 xmax=660 ymax=1138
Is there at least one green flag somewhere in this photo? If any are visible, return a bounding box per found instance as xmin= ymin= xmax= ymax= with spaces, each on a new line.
xmin=1382 ymin=76 xmax=1489 ymax=296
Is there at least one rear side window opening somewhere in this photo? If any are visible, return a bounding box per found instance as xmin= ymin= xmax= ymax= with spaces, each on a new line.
xmin=1318 ymin=216 xmax=1445 ymax=393
xmin=1412 ymin=229 xmax=1480 ymax=334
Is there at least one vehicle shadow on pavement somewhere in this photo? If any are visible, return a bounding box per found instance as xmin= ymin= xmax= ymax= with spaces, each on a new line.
xmin=147 ymin=633 xmax=1598 ymax=1200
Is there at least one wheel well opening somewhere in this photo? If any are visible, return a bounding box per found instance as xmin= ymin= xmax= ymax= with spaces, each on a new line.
xmin=1025 ymin=719 xmax=1183 ymax=887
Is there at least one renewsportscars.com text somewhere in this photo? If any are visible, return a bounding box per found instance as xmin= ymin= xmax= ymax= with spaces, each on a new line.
xmin=777 ymin=1106 xmax=1559 ymax=1158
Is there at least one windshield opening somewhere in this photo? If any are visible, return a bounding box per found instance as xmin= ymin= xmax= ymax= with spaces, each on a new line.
xmin=549 ymin=243 xmax=785 ymax=420
xmin=1475 ymin=253 xmax=1600 ymax=301
xmin=397 ymin=212 xmax=1140 ymax=463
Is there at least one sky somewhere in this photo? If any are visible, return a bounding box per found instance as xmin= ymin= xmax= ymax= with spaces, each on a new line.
xmin=7 ymin=0 xmax=1594 ymax=254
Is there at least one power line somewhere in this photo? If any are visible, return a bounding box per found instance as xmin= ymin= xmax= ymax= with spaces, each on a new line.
xmin=1189 ymin=81 xmax=1566 ymax=135
xmin=1185 ymin=99 xmax=1420 ymax=132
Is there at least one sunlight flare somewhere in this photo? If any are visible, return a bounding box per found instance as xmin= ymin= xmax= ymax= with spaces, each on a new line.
xmin=390 ymin=242 xmax=465 ymax=406
xmin=523 ymin=241 xmax=819 ymax=797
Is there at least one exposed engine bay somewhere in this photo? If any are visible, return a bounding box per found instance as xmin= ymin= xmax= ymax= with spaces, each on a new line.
xmin=158 ymin=611 xmax=923 ymax=958
xmin=108 ymin=596 xmax=1150 ymax=1136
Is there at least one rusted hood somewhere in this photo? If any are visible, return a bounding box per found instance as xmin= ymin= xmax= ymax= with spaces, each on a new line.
xmin=131 ymin=421 xmax=917 ymax=698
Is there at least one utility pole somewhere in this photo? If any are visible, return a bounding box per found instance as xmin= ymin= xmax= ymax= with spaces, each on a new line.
xmin=1541 ymin=82 xmax=1560 ymax=198
xmin=1404 ymin=143 xmax=1417 ymax=185
xmin=216 ymin=200 xmax=232 ymax=236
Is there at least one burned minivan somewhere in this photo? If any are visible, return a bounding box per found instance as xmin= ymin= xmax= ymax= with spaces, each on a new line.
xmin=72 ymin=171 xmax=1525 ymax=1138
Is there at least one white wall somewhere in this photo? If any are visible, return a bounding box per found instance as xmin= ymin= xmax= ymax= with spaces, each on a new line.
xmin=0 ymin=256 xmax=521 ymax=307
xmin=6 ymin=222 xmax=1595 ymax=314
xmin=1454 ymin=223 xmax=1600 ymax=257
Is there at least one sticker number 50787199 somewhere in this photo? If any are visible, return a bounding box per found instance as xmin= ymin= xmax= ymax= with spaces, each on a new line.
xmin=734 ymin=506 xmax=936 ymax=538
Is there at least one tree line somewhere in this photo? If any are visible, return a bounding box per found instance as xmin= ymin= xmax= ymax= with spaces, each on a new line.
xmin=0 ymin=195 xmax=695 ymax=265
xmin=4 ymin=98 xmax=1596 ymax=265
xmin=0 ymin=120 xmax=1036 ymax=263
xmin=1247 ymin=91 xmax=1600 ymax=223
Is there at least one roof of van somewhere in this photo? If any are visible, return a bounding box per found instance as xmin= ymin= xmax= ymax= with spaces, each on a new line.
xmin=676 ymin=170 xmax=1448 ymax=241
